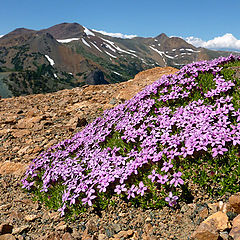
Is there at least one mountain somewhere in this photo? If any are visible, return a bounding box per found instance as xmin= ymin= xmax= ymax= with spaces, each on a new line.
xmin=0 ymin=22 xmax=238 ymax=98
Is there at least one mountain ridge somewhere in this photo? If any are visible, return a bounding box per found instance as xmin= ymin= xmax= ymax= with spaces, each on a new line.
xmin=0 ymin=22 xmax=238 ymax=98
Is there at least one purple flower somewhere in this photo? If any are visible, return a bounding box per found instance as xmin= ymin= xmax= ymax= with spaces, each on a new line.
xmin=170 ymin=172 xmax=184 ymax=187
xmin=127 ymin=185 xmax=138 ymax=199
xmin=58 ymin=203 xmax=66 ymax=216
xmin=137 ymin=182 xmax=147 ymax=196
xmin=157 ymin=174 xmax=169 ymax=184
xmin=161 ymin=160 xmax=173 ymax=173
xmin=82 ymin=191 xmax=97 ymax=206
xmin=114 ymin=184 xmax=127 ymax=195
xmin=165 ymin=192 xmax=178 ymax=207
xmin=212 ymin=145 xmax=228 ymax=157
xmin=148 ymin=170 xmax=158 ymax=183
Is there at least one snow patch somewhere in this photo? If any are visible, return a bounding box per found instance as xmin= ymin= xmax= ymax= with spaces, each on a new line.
xmin=113 ymin=71 xmax=121 ymax=76
xmin=54 ymin=73 xmax=58 ymax=78
xmin=105 ymin=51 xmax=117 ymax=58
xmin=57 ymin=38 xmax=80 ymax=43
xmin=149 ymin=46 xmax=166 ymax=65
xmin=83 ymin=26 xmax=95 ymax=36
xmin=45 ymin=55 xmax=55 ymax=66
xmin=164 ymin=53 xmax=175 ymax=59
xmin=101 ymin=38 xmax=138 ymax=57
xmin=82 ymin=38 xmax=91 ymax=48
xmin=105 ymin=43 xmax=116 ymax=52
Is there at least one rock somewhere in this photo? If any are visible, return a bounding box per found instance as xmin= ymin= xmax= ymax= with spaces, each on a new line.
xmin=145 ymin=217 xmax=151 ymax=223
xmin=62 ymin=232 xmax=74 ymax=240
xmin=199 ymin=207 xmax=208 ymax=220
xmin=0 ymin=161 xmax=28 ymax=176
xmin=116 ymin=67 xmax=177 ymax=101
xmin=230 ymin=226 xmax=240 ymax=240
xmin=11 ymin=129 xmax=31 ymax=138
xmin=0 ymin=234 xmax=16 ymax=240
xmin=86 ymin=219 xmax=98 ymax=233
xmin=219 ymin=231 xmax=229 ymax=240
xmin=24 ymin=214 xmax=38 ymax=222
xmin=12 ymin=225 xmax=30 ymax=235
xmin=109 ymin=98 xmax=117 ymax=105
xmin=0 ymin=203 xmax=12 ymax=211
xmin=230 ymin=214 xmax=240 ymax=239
xmin=16 ymin=116 xmax=43 ymax=129
xmin=232 ymin=214 xmax=240 ymax=226
xmin=56 ymin=221 xmax=68 ymax=231
xmin=0 ymin=129 xmax=11 ymax=136
xmin=43 ymin=232 xmax=61 ymax=240
xmin=203 ymin=211 xmax=229 ymax=231
xmin=191 ymin=222 xmax=219 ymax=240
xmin=111 ymin=223 xmax=121 ymax=233
xmin=67 ymin=116 xmax=87 ymax=130
xmin=71 ymin=229 xmax=81 ymax=239
xmin=98 ymin=234 xmax=108 ymax=240
xmin=208 ymin=203 xmax=219 ymax=214
xmin=9 ymin=210 xmax=24 ymax=222
xmin=0 ymin=223 xmax=13 ymax=234
xmin=229 ymin=193 xmax=240 ymax=214
xmin=113 ymin=230 xmax=134 ymax=239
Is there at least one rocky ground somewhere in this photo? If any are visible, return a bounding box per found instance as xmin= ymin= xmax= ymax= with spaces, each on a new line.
xmin=1 ymin=66 xmax=240 ymax=240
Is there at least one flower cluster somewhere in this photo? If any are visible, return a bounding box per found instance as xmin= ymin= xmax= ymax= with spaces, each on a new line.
xmin=22 ymin=54 xmax=240 ymax=215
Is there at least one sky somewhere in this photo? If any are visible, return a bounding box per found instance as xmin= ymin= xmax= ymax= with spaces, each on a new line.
xmin=1 ymin=0 xmax=240 ymax=50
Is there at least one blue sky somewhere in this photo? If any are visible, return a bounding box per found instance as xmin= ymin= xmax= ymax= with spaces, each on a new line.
xmin=1 ymin=0 xmax=239 ymax=45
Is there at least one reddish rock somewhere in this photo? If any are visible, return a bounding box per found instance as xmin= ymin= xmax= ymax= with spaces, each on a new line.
xmin=98 ymin=234 xmax=108 ymax=240
xmin=67 ymin=116 xmax=87 ymax=130
xmin=12 ymin=225 xmax=30 ymax=235
xmin=232 ymin=214 xmax=240 ymax=226
xmin=62 ymin=232 xmax=74 ymax=240
xmin=0 ymin=161 xmax=28 ymax=176
xmin=16 ymin=116 xmax=43 ymax=129
xmin=199 ymin=207 xmax=209 ymax=220
xmin=11 ymin=129 xmax=31 ymax=138
xmin=229 ymin=193 xmax=240 ymax=214
xmin=42 ymin=232 xmax=61 ymax=240
xmin=113 ymin=230 xmax=134 ymax=238
xmin=203 ymin=211 xmax=229 ymax=231
xmin=191 ymin=222 xmax=219 ymax=240
xmin=116 ymin=67 xmax=177 ymax=101
xmin=230 ymin=214 xmax=240 ymax=240
xmin=55 ymin=221 xmax=68 ymax=231
xmin=24 ymin=214 xmax=38 ymax=222
xmin=0 ymin=234 xmax=16 ymax=240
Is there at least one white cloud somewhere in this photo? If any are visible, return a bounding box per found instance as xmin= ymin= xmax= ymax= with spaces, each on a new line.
xmin=92 ymin=29 xmax=137 ymax=39
xmin=185 ymin=33 xmax=240 ymax=51
xmin=0 ymin=35 xmax=3 ymax=38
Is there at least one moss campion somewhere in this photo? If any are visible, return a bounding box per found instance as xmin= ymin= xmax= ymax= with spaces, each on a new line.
xmin=22 ymin=55 xmax=240 ymax=217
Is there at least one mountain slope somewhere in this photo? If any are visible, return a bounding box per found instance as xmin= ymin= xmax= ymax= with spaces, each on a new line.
xmin=0 ymin=22 xmax=238 ymax=98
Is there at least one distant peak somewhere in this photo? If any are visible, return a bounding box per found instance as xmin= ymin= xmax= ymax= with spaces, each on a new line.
xmin=155 ymin=33 xmax=169 ymax=42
